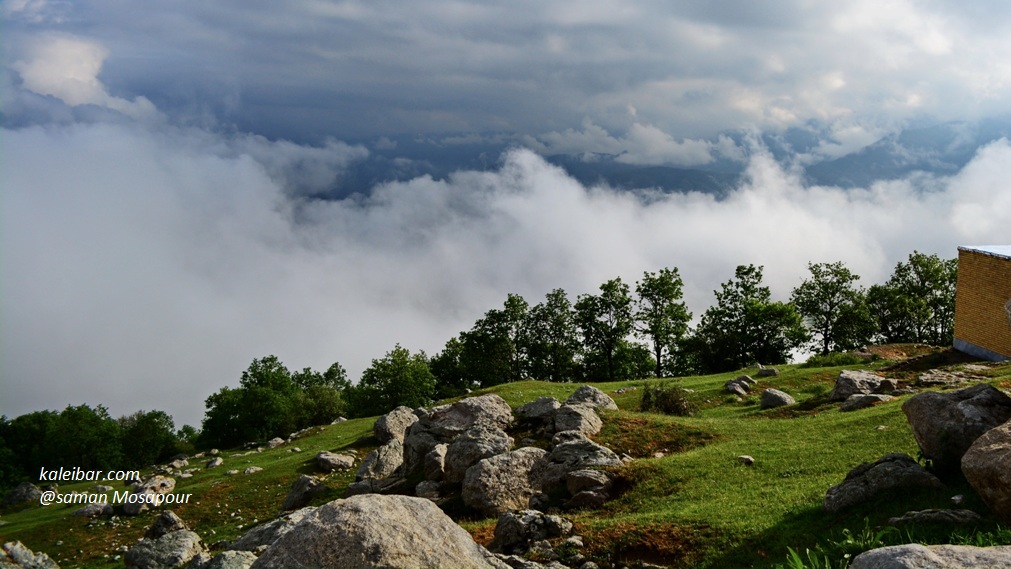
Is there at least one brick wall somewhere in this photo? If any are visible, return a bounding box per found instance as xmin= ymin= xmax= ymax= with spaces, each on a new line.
xmin=953 ymin=248 xmax=1011 ymax=359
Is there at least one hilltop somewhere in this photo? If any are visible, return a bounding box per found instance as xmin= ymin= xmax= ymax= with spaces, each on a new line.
xmin=2 ymin=345 xmax=1010 ymax=569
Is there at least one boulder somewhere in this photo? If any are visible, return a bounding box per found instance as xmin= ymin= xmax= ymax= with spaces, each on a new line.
xmin=344 ymin=476 xmax=409 ymax=497
xmin=755 ymin=367 xmax=779 ymax=378
xmin=73 ymin=502 xmax=114 ymax=518
xmin=829 ymin=370 xmax=886 ymax=401
xmin=725 ymin=380 xmax=749 ymax=397
xmin=124 ymin=530 xmax=205 ymax=569
xmin=145 ymin=510 xmax=187 ymax=539
xmin=423 ymin=444 xmax=448 ymax=481
xmin=553 ymin=404 xmax=603 ymax=437
xmin=849 ymin=544 xmax=1011 ymax=569
xmin=736 ymin=374 xmax=757 ymax=385
xmin=415 ymin=480 xmax=441 ymax=501
xmin=489 ymin=510 xmax=574 ymax=554
xmin=315 ymin=451 xmax=354 ymax=473
xmin=2 ymin=482 xmax=41 ymax=508
xmin=124 ymin=476 xmax=177 ymax=516
xmin=280 ymin=475 xmax=326 ymax=511
xmin=167 ymin=459 xmax=188 ymax=470
xmin=565 ymin=490 xmax=609 ymax=510
xmin=205 ymin=457 xmax=223 ymax=469
xmin=250 ymin=494 xmax=506 ymax=569
xmin=564 ymin=385 xmax=618 ymax=411
xmin=961 ymin=420 xmax=1011 ymax=523
xmin=824 ymin=453 xmax=944 ymax=512
xmin=515 ymin=397 xmax=561 ymax=424
xmin=0 ymin=541 xmax=59 ymax=569
xmin=566 ymin=469 xmax=611 ymax=496
xmin=539 ymin=435 xmax=621 ymax=494
xmin=373 ymin=406 xmax=418 ymax=444
xmin=760 ymin=388 xmax=795 ymax=409
xmin=902 ymin=384 xmax=1011 ymax=472
xmin=462 ymin=447 xmax=548 ymax=517
xmin=401 ymin=394 xmax=513 ymax=476
xmin=840 ymin=394 xmax=894 ymax=412
xmin=266 ymin=437 xmax=285 ymax=449
xmin=228 ymin=507 xmax=317 ymax=551
xmin=444 ymin=424 xmax=514 ymax=484
xmin=355 ymin=438 xmax=404 ymax=481
xmin=194 ymin=551 xmax=257 ymax=569
xmin=243 ymin=467 xmax=262 ymax=475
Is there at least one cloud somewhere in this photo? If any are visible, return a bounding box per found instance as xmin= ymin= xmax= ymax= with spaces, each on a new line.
xmin=3 ymin=119 xmax=1010 ymax=427
xmin=532 ymin=120 xmax=724 ymax=166
xmin=11 ymin=34 xmax=157 ymax=119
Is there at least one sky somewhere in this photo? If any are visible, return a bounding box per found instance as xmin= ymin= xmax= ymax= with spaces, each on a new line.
xmin=3 ymin=0 xmax=1011 ymax=428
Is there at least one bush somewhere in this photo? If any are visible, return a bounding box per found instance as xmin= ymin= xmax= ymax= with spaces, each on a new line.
xmin=639 ymin=381 xmax=697 ymax=416
xmin=801 ymin=351 xmax=869 ymax=368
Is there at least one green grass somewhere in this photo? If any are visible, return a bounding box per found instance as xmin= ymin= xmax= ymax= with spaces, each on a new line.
xmin=3 ymin=359 xmax=1010 ymax=568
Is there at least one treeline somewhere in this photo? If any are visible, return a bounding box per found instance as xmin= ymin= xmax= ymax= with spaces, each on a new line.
xmin=0 ymin=406 xmax=195 ymax=493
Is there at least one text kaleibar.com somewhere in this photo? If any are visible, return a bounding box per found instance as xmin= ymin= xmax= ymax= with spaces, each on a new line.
xmin=38 ymin=466 xmax=141 ymax=483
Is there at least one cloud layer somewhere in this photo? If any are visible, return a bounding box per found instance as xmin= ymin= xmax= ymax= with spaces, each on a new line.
xmin=3 ymin=117 xmax=1009 ymax=426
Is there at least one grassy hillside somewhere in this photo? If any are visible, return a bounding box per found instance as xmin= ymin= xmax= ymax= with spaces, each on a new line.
xmin=2 ymin=350 xmax=1010 ymax=568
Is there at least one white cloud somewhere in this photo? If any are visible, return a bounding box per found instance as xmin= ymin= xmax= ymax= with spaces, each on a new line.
xmin=3 ymin=121 xmax=1009 ymax=426
xmin=534 ymin=120 xmax=718 ymax=166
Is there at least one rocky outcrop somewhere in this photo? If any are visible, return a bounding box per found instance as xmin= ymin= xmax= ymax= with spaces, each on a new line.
xmin=124 ymin=530 xmax=205 ymax=569
xmin=824 ymin=453 xmax=944 ymax=513
xmin=553 ymin=404 xmax=603 ymax=436
xmin=123 ymin=476 xmax=177 ymax=516
xmin=961 ymin=420 xmax=1011 ymax=523
xmin=424 ymin=444 xmax=448 ymax=481
xmin=280 ymin=475 xmax=326 ymax=511
xmin=760 ymin=388 xmax=795 ymax=409
xmin=849 ymin=544 xmax=1011 ymax=568
xmin=515 ymin=397 xmax=561 ymax=424
xmin=1 ymin=541 xmax=59 ymax=569
xmin=228 ymin=507 xmax=317 ymax=552
xmin=250 ymin=495 xmax=507 ymax=569
xmin=565 ymin=469 xmax=613 ymax=509
xmin=563 ymin=385 xmax=618 ymax=411
xmin=489 ymin=510 xmax=573 ymax=555
xmin=2 ymin=482 xmax=41 ymax=508
xmin=355 ymin=438 xmax=404 ymax=481
xmin=374 ymin=406 xmax=418 ymax=444
xmin=829 ymin=370 xmax=888 ymax=401
xmin=539 ymin=434 xmax=621 ymax=494
xmin=462 ymin=447 xmax=547 ymax=517
xmin=444 ymin=424 xmax=514 ymax=484
xmin=902 ymin=384 xmax=1011 ymax=472
xmin=401 ymin=394 xmax=513 ymax=476
xmin=145 ymin=511 xmax=187 ymax=539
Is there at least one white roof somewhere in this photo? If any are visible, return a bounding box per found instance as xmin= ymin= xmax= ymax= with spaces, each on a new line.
xmin=960 ymin=245 xmax=1011 ymax=260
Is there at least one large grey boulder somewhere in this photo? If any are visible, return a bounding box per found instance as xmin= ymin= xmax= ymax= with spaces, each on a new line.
xmin=228 ymin=507 xmax=317 ymax=551
xmin=123 ymin=476 xmax=177 ymax=516
xmin=192 ymin=551 xmax=257 ymax=569
xmin=145 ymin=511 xmax=187 ymax=539
xmin=829 ymin=370 xmax=887 ymax=401
xmin=902 ymin=384 xmax=1011 ymax=472
xmin=72 ymin=502 xmax=113 ymax=518
xmin=2 ymin=483 xmax=42 ymax=508
xmin=564 ymin=385 xmax=618 ymax=411
xmin=124 ymin=530 xmax=206 ymax=569
xmin=374 ymin=406 xmax=418 ymax=444
xmin=760 ymin=388 xmax=795 ymax=409
xmin=401 ymin=394 xmax=513 ymax=476
xmin=355 ymin=439 xmax=404 ymax=481
xmin=553 ymin=404 xmax=602 ymax=437
xmin=849 ymin=544 xmax=1011 ymax=568
xmin=488 ymin=510 xmax=573 ymax=555
xmin=539 ymin=435 xmax=621 ymax=494
xmin=423 ymin=444 xmax=448 ymax=481
xmin=1 ymin=541 xmax=59 ymax=569
xmin=961 ymin=419 xmax=1011 ymax=523
xmin=315 ymin=451 xmax=354 ymax=473
xmin=250 ymin=494 xmax=507 ymax=569
xmin=824 ymin=453 xmax=944 ymax=513
xmin=515 ymin=398 xmax=561 ymax=424
xmin=280 ymin=475 xmax=326 ymax=511
xmin=462 ymin=447 xmax=547 ymax=517
xmin=444 ymin=425 xmax=514 ymax=484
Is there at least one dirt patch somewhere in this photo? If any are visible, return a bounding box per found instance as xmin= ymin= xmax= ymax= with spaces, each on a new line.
xmin=595 ymin=416 xmax=719 ymax=459
xmin=582 ymin=520 xmax=717 ymax=567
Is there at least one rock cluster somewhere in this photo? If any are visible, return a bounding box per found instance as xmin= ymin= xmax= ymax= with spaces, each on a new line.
xmin=823 ymin=453 xmax=943 ymax=513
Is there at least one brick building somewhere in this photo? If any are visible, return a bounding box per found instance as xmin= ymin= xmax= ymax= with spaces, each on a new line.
xmin=953 ymin=245 xmax=1011 ymax=361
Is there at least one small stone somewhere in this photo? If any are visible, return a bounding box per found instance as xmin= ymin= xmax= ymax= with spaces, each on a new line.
xmin=737 ymin=455 xmax=755 ymax=466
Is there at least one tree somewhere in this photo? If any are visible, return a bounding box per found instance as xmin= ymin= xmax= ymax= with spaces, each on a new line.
xmin=868 ymin=251 xmax=957 ymax=345
xmin=791 ymin=262 xmax=874 ymax=355
xmin=690 ymin=265 xmax=808 ymax=373
xmin=346 ymin=345 xmax=436 ymax=417
xmin=119 ymin=410 xmax=177 ymax=468
xmin=430 ymin=336 xmax=470 ymax=397
xmin=458 ymin=294 xmax=529 ymax=387
xmin=635 ymin=268 xmax=692 ymax=377
xmin=523 ymin=289 xmax=580 ymax=382
xmin=575 ymin=278 xmax=634 ymax=380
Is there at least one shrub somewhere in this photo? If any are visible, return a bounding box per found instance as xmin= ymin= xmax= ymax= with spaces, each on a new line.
xmin=801 ymin=351 xmax=867 ymax=368
xmin=640 ymin=381 xmax=697 ymax=416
